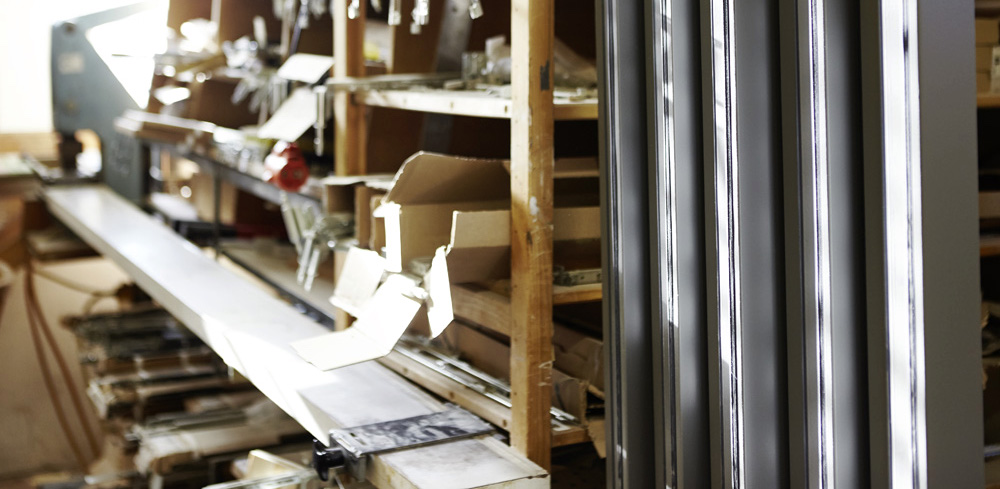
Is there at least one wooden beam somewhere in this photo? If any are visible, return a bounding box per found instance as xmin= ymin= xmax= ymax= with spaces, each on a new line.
xmin=332 ymin=0 xmax=366 ymax=175
xmin=509 ymin=0 xmax=555 ymax=469
xmin=452 ymin=283 xmax=602 ymax=337
xmin=452 ymin=284 xmax=512 ymax=336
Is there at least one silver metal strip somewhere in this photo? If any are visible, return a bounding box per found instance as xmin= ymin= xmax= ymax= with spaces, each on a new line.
xmin=879 ymin=0 xmax=927 ymax=486
xmin=797 ymin=0 xmax=836 ymax=486
xmin=649 ymin=0 xmax=681 ymax=486
xmin=600 ymin=0 xmax=629 ymax=486
xmin=706 ymin=0 xmax=744 ymax=486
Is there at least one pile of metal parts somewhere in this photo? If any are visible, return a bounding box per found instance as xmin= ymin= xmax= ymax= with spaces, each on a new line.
xmin=280 ymin=195 xmax=353 ymax=291
xmin=68 ymin=307 xmax=311 ymax=488
xmin=395 ymin=336 xmax=582 ymax=428
xmin=71 ymin=308 xmax=235 ymax=422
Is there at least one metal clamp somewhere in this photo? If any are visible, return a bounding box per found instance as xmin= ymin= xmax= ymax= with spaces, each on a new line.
xmin=312 ymin=406 xmax=493 ymax=482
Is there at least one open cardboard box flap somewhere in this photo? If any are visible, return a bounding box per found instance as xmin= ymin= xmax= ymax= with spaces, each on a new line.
xmin=384 ymin=152 xmax=512 ymax=205
xmin=441 ymin=206 xmax=600 ymax=284
xmin=375 ymin=152 xmax=513 ymax=272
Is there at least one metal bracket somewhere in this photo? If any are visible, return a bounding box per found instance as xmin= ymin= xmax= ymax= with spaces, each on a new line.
xmin=553 ymin=266 xmax=602 ymax=286
xmin=312 ymin=406 xmax=493 ymax=482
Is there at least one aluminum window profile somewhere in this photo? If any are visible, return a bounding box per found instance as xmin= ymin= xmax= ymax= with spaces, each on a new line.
xmin=701 ymin=0 xmax=745 ymax=486
xmin=785 ymin=0 xmax=837 ymax=486
xmin=648 ymin=0 xmax=682 ymax=486
xmin=864 ymin=0 xmax=928 ymax=486
xmin=597 ymin=0 xmax=657 ymax=487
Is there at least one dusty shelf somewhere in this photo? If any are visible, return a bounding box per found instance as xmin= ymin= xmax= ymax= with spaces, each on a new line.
xmin=355 ymin=88 xmax=598 ymax=121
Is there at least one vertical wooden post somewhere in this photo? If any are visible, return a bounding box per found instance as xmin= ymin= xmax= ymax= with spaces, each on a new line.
xmin=332 ymin=0 xmax=366 ymax=176
xmin=331 ymin=0 xmax=366 ymax=331
xmin=509 ymin=0 xmax=554 ymax=470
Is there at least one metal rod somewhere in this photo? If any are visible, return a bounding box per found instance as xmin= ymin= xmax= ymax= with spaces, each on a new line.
xmin=393 ymin=339 xmax=579 ymax=424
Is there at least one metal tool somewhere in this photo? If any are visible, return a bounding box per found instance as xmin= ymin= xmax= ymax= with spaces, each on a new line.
xmin=270 ymin=77 xmax=288 ymax=115
xmin=308 ymin=0 xmax=328 ymax=17
xmin=387 ymin=0 xmax=401 ymax=25
xmin=553 ymin=266 xmax=602 ymax=286
xmin=296 ymin=0 xmax=312 ymax=29
xmin=312 ymin=407 xmax=493 ymax=482
xmin=395 ymin=336 xmax=580 ymax=424
xmin=294 ymin=213 xmax=353 ymax=291
xmin=313 ymin=86 xmax=328 ymax=155
xmin=409 ymin=0 xmax=430 ymax=34
xmin=468 ymin=0 xmax=483 ymax=19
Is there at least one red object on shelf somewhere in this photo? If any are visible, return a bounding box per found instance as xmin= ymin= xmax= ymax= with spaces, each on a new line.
xmin=263 ymin=141 xmax=309 ymax=192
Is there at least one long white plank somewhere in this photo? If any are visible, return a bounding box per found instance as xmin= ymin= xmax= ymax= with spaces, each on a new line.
xmin=44 ymin=185 xmax=548 ymax=489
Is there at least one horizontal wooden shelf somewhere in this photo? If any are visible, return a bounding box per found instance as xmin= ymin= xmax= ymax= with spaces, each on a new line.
xmin=355 ymin=88 xmax=598 ymax=121
xmin=378 ymin=350 xmax=590 ymax=449
xmin=980 ymin=92 xmax=1000 ymax=108
xmin=43 ymin=185 xmax=547 ymax=488
xmin=553 ymin=283 xmax=602 ymax=304
xmin=218 ymin=240 xmax=339 ymax=326
xmin=983 ymin=235 xmax=1000 ymax=257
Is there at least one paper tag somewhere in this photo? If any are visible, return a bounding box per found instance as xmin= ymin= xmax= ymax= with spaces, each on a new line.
xmin=294 ymin=275 xmax=421 ymax=370
xmin=426 ymin=246 xmax=455 ymax=338
xmin=330 ymin=248 xmax=386 ymax=316
xmin=257 ymin=87 xmax=318 ymax=141
xmin=277 ymin=54 xmax=335 ymax=84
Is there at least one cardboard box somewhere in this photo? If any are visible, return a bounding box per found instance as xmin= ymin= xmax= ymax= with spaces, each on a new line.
xmin=981 ymin=72 xmax=992 ymax=93
xmin=320 ymin=174 xmax=393 ymax=214
xmin=441 ymin=207 xmax=601 ymax=284
xmin=187 ymin=77 xmax=258 ymax=129
xmin=356 ymin=183 xmax=389 ymax=250
xmin=374 ymin=152 xmax=600 ymax=274
xmin=979 ymin=18 xmax=1000 ymax=45
xmin=370 ymin=194 xmax=387 ymax=252
xmin=368 ymin=152 xmax=600 ymax=336
xmin=553 ymin=321 xmax=605 ymax=393
xmin=373 ymin=152 xmax=513 ymax=273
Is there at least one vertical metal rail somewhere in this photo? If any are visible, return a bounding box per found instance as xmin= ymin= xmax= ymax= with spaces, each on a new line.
xmin=864 ymin=0 xmax=927 ymax=486
xmin=785 ymin=0 xmax=836 ymax=486
xmin=648 ymin=0 xmax=681 ymax=486
xmin=702 ymin=0 xmax=744 ymax=486
xmin=598 ymin=0 xmax=657 ymax=486
xmin=882 ymin=0 xmax=927 ymax=485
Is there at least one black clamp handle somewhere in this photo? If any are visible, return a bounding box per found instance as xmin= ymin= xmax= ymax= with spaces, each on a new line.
xmin=312 ymin=438 xmax=346 ymax=481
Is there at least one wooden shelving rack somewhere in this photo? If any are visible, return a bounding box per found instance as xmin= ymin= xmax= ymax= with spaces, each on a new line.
xmin=330 ymin=0 xmax=592 ymax=469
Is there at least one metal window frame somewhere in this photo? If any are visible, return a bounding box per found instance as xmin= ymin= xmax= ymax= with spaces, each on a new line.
xmin=780 ymin=0 xmax=837 ymax=487
xmin=699 ymin=0 xmax=746 ymax=486
xmin=600 ymin=0 xmax=982 ymax=486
